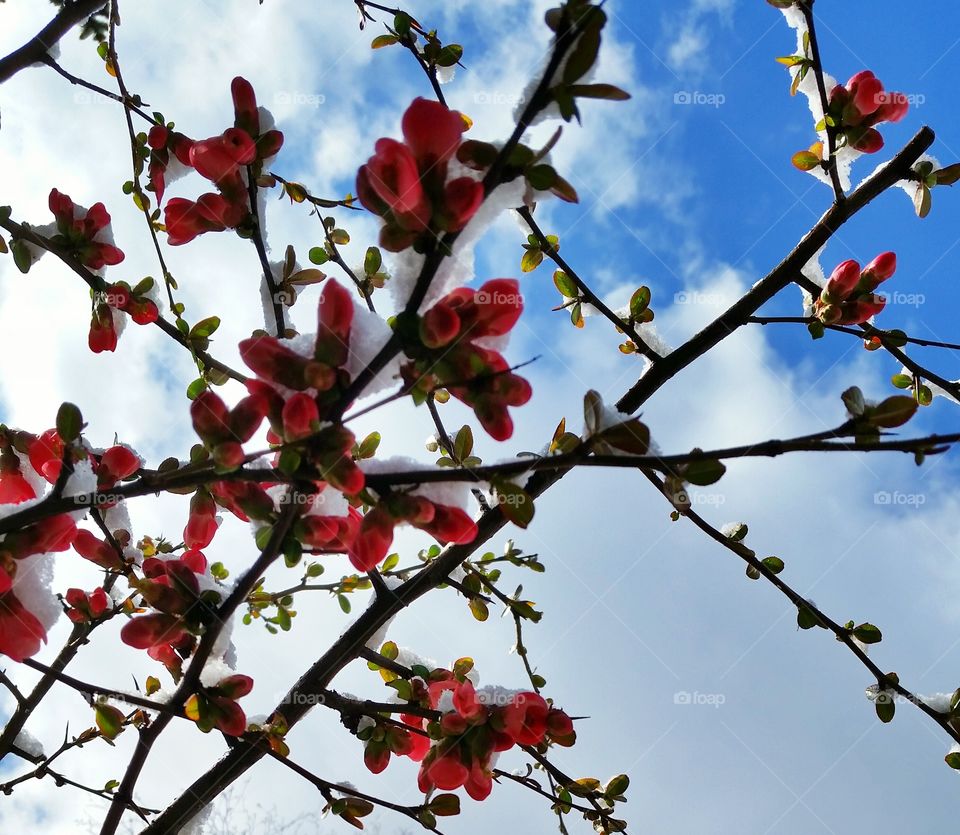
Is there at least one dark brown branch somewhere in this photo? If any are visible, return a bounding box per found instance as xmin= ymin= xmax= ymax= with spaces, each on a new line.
xmin=616 ymin=126 xmax=936 ymax=414
xmin=0 ymin=0 xmax=107 ymax=84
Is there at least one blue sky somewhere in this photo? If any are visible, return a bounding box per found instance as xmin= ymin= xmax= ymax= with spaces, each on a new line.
xmin=2 ymin=1 xmax=960 ymax=833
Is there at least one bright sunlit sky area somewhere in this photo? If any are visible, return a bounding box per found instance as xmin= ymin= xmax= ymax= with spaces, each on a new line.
xmin=2 ymin=1 xmax=960 ymax=833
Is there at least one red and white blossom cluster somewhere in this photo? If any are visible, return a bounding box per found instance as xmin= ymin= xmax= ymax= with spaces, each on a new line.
xmin=363 ymin=671 xmax=574 ymax=801
xmin=160 ymin=77 xmax=283 ymax=246
xmin=357 ymin=98 xmax=484 ymax=251
xmin=0 ymin=431 xmax=141 ymax=661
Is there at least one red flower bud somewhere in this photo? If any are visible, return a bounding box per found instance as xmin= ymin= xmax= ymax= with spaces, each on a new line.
xmin=401 ymin=97 xmax=466 ymax=166
xmin=282 ymin=393 xmax=320 ymax=441
xmin=0 ymin=592 xmax=46 ymax=661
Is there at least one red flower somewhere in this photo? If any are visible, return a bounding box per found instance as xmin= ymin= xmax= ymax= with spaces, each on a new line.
xmin=0 ymin=450 xmax=35 ymax=505
xmin=73 ymin=529 xmax=124 ymax=571
xmin=29 ymin=429 xmax=68 ymax=483
xmin=48 ymin=189 xmax=125 ymax=269
xmin=164 ymin=193 xmax=247 ymax=246
xmin=99 ymin=445 xmax=140 ymax=486
xmin=281 ymin=393 xmax=319 ymax=441
xmin=121 ymin=612 xmax=188 ymax=650
xmin=828 ymin=71 xmax=909 ymax=155
xmin=184 ymin=489 xmax=219 ymax=550
xmin=0 ymin=591 xmax=46 ymax=661
xmin=89 ymin=304 xmax=119 ymax=354
xmin=401 ymin=97 xmax=467 ymax=166
xmin=348 ymin=506 xmax=395 ymax=572
xmin=406 ymin=280 xmax=528 ymax=440
xmin=65 ymin=587 xmax=110 ymax=624
xmin=502 ymin=691 xmax=549 ymax=745
xmin=357 ymin=98 xmax=481 ymax=251
xmin=815 ymin=253 xmax=897 ymax=326
xmin=1 ymin=515 xmax=77 ymax=560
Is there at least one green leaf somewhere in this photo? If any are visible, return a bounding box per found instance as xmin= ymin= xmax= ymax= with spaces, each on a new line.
xmin=890 ymin=373 xmax=913 ymax=390
xmin=371 ymin=34 xmax=398 ymax=49
xmin=562 ymin=12 xmax=603 ymax=83
xmin=682 ymin=456 xmax=726 ymax=487
xmin=526 ymin=163 xmax=559 ymax=191
xmin=605 ymin=774 xmax=630 ymax=798
xmin=945 ymin=752 xmax=960 ymax=770
xmin=11 ymin=238 xmax=31 ymax=274
xmin=469 ymin=597 xmax=489 ymax=621
xmin=186 ymin=378 xmax=208 ymax=400
xmin=364 ymin=246 xmax=382 ymax=275
xmin=761 ymin=556 xmax=785 ymax=574
xmin=568 ymin=83 xmax=631 ymax=101
xmin=337 ymin=594 xmax=351 ymax=614
xmin=430 ymin=793 xmax=461 ymax=816
xmin=454 ymin=425 xmax=474 ymax=460
xmin=629 ymin=286 xmax=651 ymax=319
xmin=494 ymin=480 xmax=535 ymax=528
xmin=792 ymin=150 xmax=821 ymax=171
xmin=95 ymin=704 xmax=125 ymax=740
xmin=935 ymin=163 xmax=960 ymax=186
xmin=599 ymin=419 xmax=650 ymax=455
xmin=307 ymin=246 xmax=329 ymax=265
xmin=436 ymin=44 xmax=463 ymax=67
xmin=553 ymin=270 xmax=578 ymax=299
xmin=876 ymin=696 xmax=895 ymax=723
xmin=852 ymin=623 xmax=883 ymax=644
xmin=521 ymin=248 xmax=544 ymax=273
xmin=797 ymin=603 xmax=821 ymax=630
xmin=189 ymin=316 xmax=221 ymax=340
xmin=869 ymin=395 xmax=917 ymax=429
xmin=841 ymin=386 xmax=866 ymax=417
xmin=56 ymin=402 xmax=84 ymax=442
xmin=357 ymin=431 xmax=381 ymax=459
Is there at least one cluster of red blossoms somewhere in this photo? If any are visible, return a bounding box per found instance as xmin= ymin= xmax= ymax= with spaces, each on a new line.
xmin=187 ymin=280 xmax=478 ymax=573
xmin=814 ymin=252 xmax=897 ymax=325
xmin=89 ymin=279 xmax=161 ymax=354
xmin=120 ymin=549 xmax=215 ymax=680
xmin=162 ymin=77 xmax=283 ymax=245
xmin=0 ymin=430 xmax=142 ymax=661
xmin=357 ymin=98 xmax=484 ymax=251
xmin=828 ymin=71 xmax=909 ymax=153
xmin=403 ymin=278 xmax=531 ymax=441
xmin=363 ymin=672 xmax=574 ymax=801
xmin=47 ymin=188 xmax=125 ymax=270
